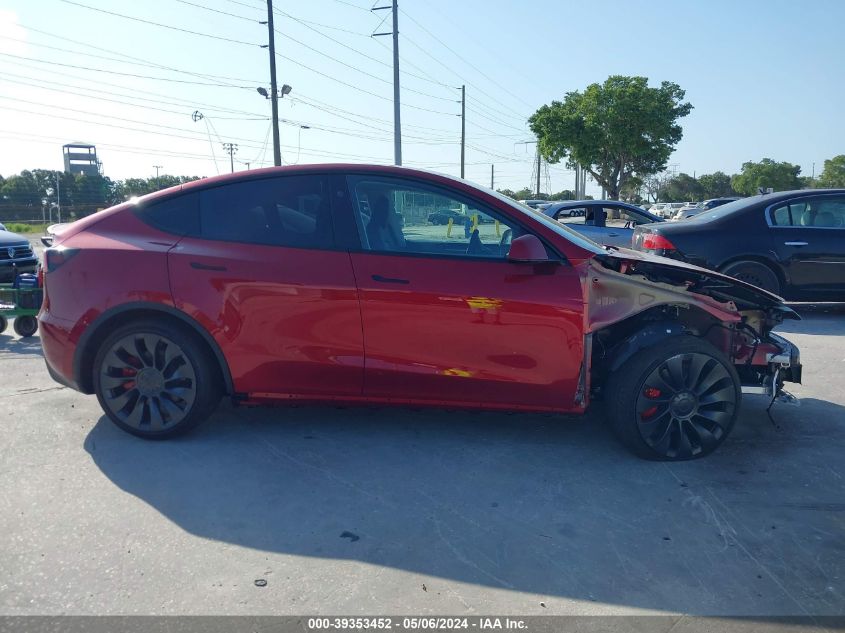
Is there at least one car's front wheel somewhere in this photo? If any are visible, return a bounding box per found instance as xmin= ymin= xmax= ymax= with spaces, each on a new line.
xmin=93 ymin=319 xmax=221 ymax=439
xmin=606 ymin=336 xmax=741 ymax=460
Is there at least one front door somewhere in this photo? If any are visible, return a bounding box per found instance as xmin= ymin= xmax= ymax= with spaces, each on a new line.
xmin=168 ymin=174 xmax=364 ymax=398
xmin=343 ymin=175 xmax=585 ymax=411
xmin=768 ymin=195 xmax=845 ymax=297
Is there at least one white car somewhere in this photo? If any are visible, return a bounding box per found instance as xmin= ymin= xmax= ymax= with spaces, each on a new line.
xmin=648 ymin=203 xmax=670 ymax=218
xmin=671 ymin=203 xmax=702 ymax=220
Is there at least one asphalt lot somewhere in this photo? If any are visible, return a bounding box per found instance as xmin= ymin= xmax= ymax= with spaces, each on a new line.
xmin=0 ymin=237 xmax=843 ymax=617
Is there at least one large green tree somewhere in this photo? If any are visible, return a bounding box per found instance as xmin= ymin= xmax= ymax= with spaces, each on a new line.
xmin=662 ymin=173 xmax=703 ymax=202
xmin=817 ymin=155 xmax=845 ymax=188
xmin=529 ymin=75 xmax=693 ymax=200
xmin=731 ymin=159 xmax=802 ymax=196
xmin=697 ymin=171 xmax=736 ymax=198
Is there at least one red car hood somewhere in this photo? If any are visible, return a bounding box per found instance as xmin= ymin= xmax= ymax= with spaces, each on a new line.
xmin=594 ymin=247 xmax=798 ymax=317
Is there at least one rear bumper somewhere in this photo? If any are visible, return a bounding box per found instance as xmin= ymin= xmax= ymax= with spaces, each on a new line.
xmin=38 ymin=310 xmax=83 ymax=392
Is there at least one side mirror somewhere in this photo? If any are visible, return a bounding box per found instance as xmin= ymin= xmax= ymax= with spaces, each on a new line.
xmin=507 ymin=234 xmax=550 ymax=263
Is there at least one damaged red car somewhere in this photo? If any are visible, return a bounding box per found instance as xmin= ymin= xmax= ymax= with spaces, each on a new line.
xmin=39 ymin=165 xmax=802 ymax=460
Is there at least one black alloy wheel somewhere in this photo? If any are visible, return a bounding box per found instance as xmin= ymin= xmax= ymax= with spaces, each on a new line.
xmin=93 ymin=320 xmax=220 ymax=439
xmin=607 ymin=336 xmax=741 ymax=460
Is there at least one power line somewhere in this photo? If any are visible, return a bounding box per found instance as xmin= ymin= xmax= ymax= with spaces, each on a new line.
xmin=465 ymin=105 xmax=528 ymax=133
xmin=399 ymin=7 xmax=533 ymax=114
xmin=272 ymin=51 xmax=456 ymax=116
xmin=16 ymin=25 xmax=264 ymax=85
xmin=58 ymin=0 xmax=260 ymax=47
xmin=0 ymin=76 xmax=268 ymax=120
xmin=173 ymin=0 xmax=260 ymax=23
xmin=0 ymin=60 xmax=267 ymax=117
xmin=273 ymin=8 xmax=457 ymax=92
xmin=0 ymin=52 xmax=253 ymax=88
xmin=274 ymin=27 xmax=458 ymax=103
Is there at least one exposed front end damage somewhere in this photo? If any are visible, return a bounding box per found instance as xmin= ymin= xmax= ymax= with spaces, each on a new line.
xmin=578 ymin=250 xmax=802 ymax=408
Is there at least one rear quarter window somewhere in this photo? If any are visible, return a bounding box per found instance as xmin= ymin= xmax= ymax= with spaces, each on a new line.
xmin=136 ymin=193 xmax=200 ymax=236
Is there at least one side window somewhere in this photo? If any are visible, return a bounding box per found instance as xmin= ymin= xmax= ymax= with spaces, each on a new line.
xmin=771 ymin=197 xmax=845 ymax=228
xmin=555 ymin=207 xmax=587 ymax=225
xmin=137 ymin=193 xmax=200 ymax=236
xmin=349 ymin=176 xmax=531 ymax=259
xmin=199 ymin=176 xmax=334 ymax=248
xmin=605 ymin=207 xmax=652 ymax=227
xmin=771 ymin=203 xmax=801 ymax=226
xmin=810 ymin=198 xmax=845 ymax=228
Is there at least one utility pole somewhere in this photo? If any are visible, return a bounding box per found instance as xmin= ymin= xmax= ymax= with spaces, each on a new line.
xmin=535 ymin=149 xmax=541 ymax=197
xmin=372 ymin=0 xmax=401 ymax=165
xmin=460 ymin=85 xmax=466 ymax=178
xmin=490 ymin=164 xmax=494 ymax=189
xmin=222 ymin=143 xmax=238 ymax=173
xmin=265 ymin=0 xmax=282 ymax=166
xmin=56 ymin=173 xmax=61 ymax=223
xmin=153 ymin=165 xmax=162 ymax=188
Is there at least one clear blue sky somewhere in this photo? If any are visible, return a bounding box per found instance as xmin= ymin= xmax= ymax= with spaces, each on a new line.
xmin=1 ymin=0 xmax=843 ymax=197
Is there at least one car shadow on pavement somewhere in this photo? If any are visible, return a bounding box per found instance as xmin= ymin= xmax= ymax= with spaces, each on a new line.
xmin=83 ymin=395 xmax=845 ymax=615
xmin=0 ymin=333 xmax=43 ymax=358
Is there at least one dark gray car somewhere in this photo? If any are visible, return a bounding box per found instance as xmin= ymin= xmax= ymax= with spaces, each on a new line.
xmin=541 ymin=200 xmax=663 ymax=247
xmin=0 ymin=229 xmax=38 ymax=282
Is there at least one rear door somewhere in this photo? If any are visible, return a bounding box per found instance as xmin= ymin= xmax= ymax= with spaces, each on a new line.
xmin=167 ymin=174 xmax=364 ymax=398
xmin=341 ymin=174 xmax=585 ymax=411
xmin=768 ymin=194 xmax=845 ymax=296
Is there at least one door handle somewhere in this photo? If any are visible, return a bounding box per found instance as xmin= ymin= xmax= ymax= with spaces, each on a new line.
xmin=784 ymin=241 xmax=808 ymax=247
xmin=607 ymin=233 xmax=619 ymax=237
xmin=190 ymin=261 xmax=228 ymax=271
xmin=371 ymin=274 xmax=409 ymax=285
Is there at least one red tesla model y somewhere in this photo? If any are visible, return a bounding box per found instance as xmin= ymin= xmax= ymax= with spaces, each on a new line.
xmin=39 ymin=165 xmax=802 ymax=460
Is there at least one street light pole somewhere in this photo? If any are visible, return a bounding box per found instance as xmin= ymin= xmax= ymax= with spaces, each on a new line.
xmin=460 ymin=84 xmax=465 ymax=179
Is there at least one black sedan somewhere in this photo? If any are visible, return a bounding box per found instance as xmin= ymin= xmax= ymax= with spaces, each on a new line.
xmin=632 ymin=189 xmax=845 ymax=300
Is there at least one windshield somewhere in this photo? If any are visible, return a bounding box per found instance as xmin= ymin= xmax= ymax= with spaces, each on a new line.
xmin=686 ymin=195 xmax=759 ymax=223
xmin=482 ymin=187 xmax=606 ymax=254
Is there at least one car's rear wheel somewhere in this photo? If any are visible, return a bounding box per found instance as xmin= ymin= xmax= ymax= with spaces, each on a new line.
xmin=606 ymin=336 xmax=740 ymax=460
xmin=93 ymin=320 xmax=221 ymax=439
xmin=720 ymin=260 xmax=780 ymax=295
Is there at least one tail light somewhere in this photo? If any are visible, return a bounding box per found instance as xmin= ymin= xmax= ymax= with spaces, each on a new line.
xmin=44 ymin=246 xmax=80 ymax=273
xmin=641 ymin=233 xmax=677 ymax=252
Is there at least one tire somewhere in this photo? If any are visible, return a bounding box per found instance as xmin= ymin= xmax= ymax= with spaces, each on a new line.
xmin=720 ymin=260 xmax=780 ymax=295
xmin=0 ymin=316 xmax=7 ymax=334
xmin=606 ymin=336 xmax=741 ymax=461
xmin=13 ymin=316 xmax=38 ymax=337
xmin=92 ymin=319 xmax=222 ymax=439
